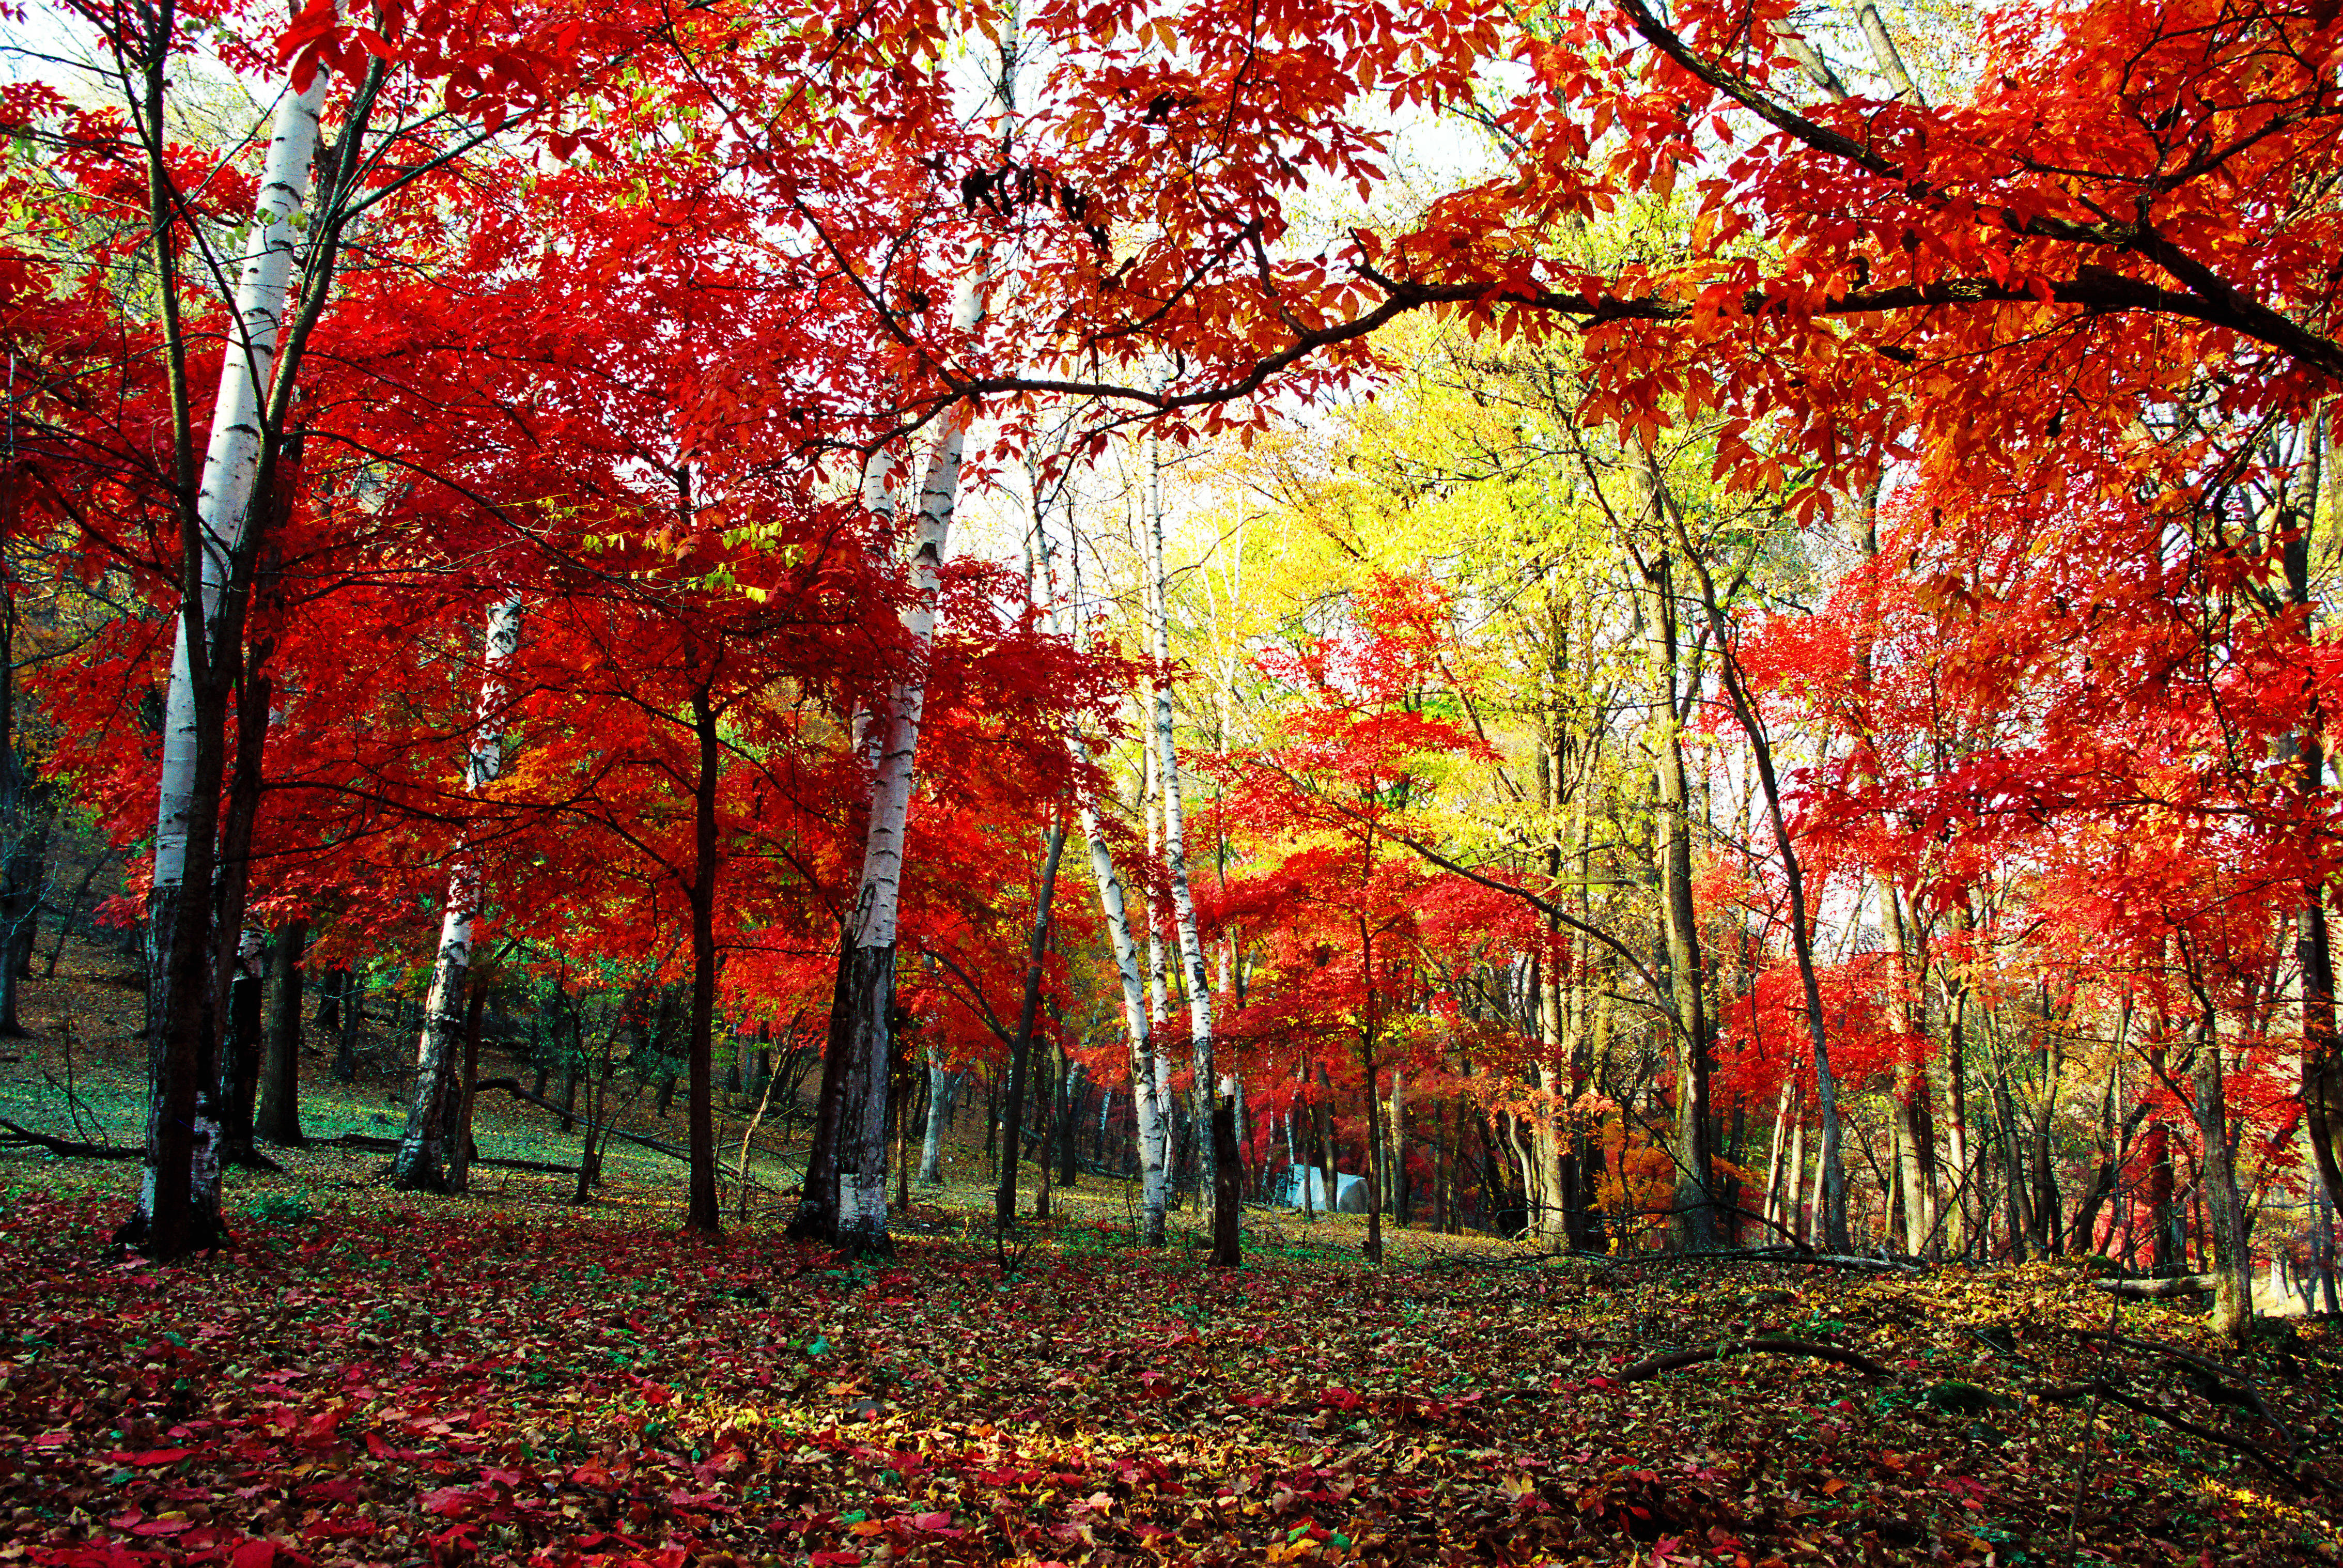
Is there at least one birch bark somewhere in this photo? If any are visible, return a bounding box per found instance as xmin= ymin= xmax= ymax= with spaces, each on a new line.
xmin=1143 ymin=440 xmax=1220 ymax=1212
xmin=1050 ymin=495 xmax=1168 ymax=1241
xmin=393 ymin=595 xmax=523 ymax=1190
xmin=132 ymin=71 xmax=328 ymax=1250
xmin=918 ymin=1051 xmax=949 ymax=1184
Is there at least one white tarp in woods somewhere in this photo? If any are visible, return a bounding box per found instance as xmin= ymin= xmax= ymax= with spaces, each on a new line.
xmin=1282 ymin=1168 xmax=1369 ymax=1214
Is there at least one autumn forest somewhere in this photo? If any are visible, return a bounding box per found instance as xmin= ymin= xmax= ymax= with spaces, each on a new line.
xmin=1 ymin=0 xmax=2341 ymax=1563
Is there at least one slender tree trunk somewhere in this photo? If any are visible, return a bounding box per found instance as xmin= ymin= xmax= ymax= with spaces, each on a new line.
xmin=1054 ymin=542 xmax=1167 ymax=1243
xmin=685 ymin=680 xmax=722 ymax=1233
xmin=1359 ymin=916 xmax=1384 ymax=1263
xmin=996 ymin=817 xmax=1069 ymax=1228
xmin=393 ymin=595 xmax=523 ymax=1190
xmin=1635 ymin=530 xmax=1717 ymax=1251
xmin=1784 ymin=1091 xmax=1809 ymax=1245
xmin=2286 ymin=420 xmax=2343 ymax=1212
xmin=216 ymin=934 xmax=265 ymax=1168
xmin=209 ymin=635 xmax=273 ymax=1171
xmin=1059 ymin=1058 xmax=1083 ymax=1188
xmin=1942 ymin=970 xmax=1974 ymax=1255
xmin=1388 ymin=1067 xmax=1407 ymax=1225
xmin=1209 ymin=1089 xmax=1243 ymax=1267
xmin=1674 ymin=520 xmax=1847 ymax=1251
xmin=1761 ymin=1076 xmax=1790 ymax=1232
xmin=1143 ymin=443 xmax=1219 ymax=1221
xmin=446 ymin=984 xmax=485 ymax=1193
xmin=254 ymin=919 xmax=304 ymax=1145
xmin=0 ymin=584 xmax=50 ymax=1034
xmin=919 ymin=1050 xmax=948 ymax=1184
xmin=2190 ymin=1025 xmax=2255 ymax=1340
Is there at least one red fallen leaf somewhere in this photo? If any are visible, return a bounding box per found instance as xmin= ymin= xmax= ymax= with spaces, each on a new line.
xmin=809 ymin=1554 xmax=863 ymax=1567
xmin=30 ymin=1432 xmax=71 ymax=1447
xmin=229 ymin=1541 xmax=280 ymax=1568
xmin=107 ymin=1447 xmax=194 ymax=1466
xmin=904 ymin=1511 xmax=963 ymax=1536
xmin=130 ymin=1518 xmax=192 ymax=1536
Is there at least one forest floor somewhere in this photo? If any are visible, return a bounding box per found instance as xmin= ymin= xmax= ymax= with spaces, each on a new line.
xmin=1 ymin=945 xmax=2339 ymax=1565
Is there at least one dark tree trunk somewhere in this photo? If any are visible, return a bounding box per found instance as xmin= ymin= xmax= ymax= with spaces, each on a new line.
xmin=789 ymin=925 xmax=857 ymax=1239
xmin=255 ymin=919 xmax=305 ymax=1145
xmin=997 ymin=819 xmax=1068 ymax=1229
xmin=209 ymin=658 xmax=273 ymax=1172
xmin=686 ymin=687 xmax=722 ymax=1234
xmin=1209 ymin=1087 xmax=1243 ymax=1268
xmin=446 ymin=982 xmax=485 ymax=1192
xmin=217 ymin=948 xmax=266 ymax=1169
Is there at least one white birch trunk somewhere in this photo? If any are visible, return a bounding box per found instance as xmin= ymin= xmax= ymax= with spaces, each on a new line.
xmin=393 ymin=594 xmax=523 ymax=1190
xmin=139 ymin=73 xmax=329 ymax=1231
xmin=918 ymin=1050 xmax=948 ymax=1184
xmin=1762 ymin=1077 xmax=1793 ymax=1233
xmin=150 ymin=74 xmax=330 ymax=911
xmin=1144 ymin=441 xmax=1217 ymax=1200
xmin=828 ymin=275 xmax=986 ymax=1250
xmin=1047 ymin=494 xmax=1167 ymax=1243
xmin=1388 ymin=1067 xmax=1405 ymax=1223
xmin=1142 ymin=724 xmax=1179 ymax=1201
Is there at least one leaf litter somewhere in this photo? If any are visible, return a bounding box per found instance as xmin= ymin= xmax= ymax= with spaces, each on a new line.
xmin=1 ymin=1191 xmax=2337 ymax=1566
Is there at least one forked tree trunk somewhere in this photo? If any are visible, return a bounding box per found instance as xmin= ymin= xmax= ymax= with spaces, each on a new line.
xmin=393 ymin=595 xmax=523 ymax=1191
xmin=130 ymin=70 xmax=328 ymax=1255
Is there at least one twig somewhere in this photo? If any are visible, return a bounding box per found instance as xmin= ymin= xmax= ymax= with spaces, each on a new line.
xmin=2067 ymin=1330 xmax=2297 ymax=1459
xmin=2035 ymin=1383 xmax=2296 ymax=1482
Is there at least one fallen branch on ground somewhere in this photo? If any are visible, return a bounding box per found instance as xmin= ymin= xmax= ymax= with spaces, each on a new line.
xmin=2067 ymin=1330 xmax=2296 ymax=1458
xmin=1611 ymin=1247 xmax=1926 ymax=1274
xmin=2038 ymin=1381 xmax=2295 ymax=1481
xmin=1619 ymin=1337 xmax=1890 ymax=1382
xmin=0 ymin=1120 xmax=136 ymax=1160
xmin=2091 ymin=1274 xmax=2215 ymax=1299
